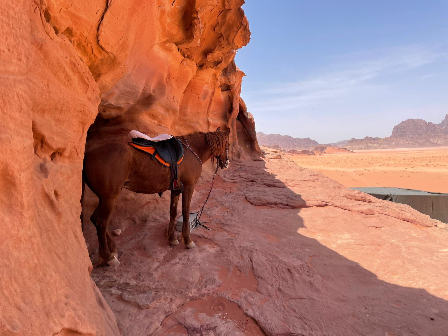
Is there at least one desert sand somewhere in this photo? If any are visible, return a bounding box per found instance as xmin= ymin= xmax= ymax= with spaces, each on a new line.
xmin=287 ymin=147 xmax=448 ymax=193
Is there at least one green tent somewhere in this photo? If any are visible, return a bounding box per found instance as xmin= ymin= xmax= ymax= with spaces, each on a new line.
xmin=351 ymin=187 xmax=448 ymax=224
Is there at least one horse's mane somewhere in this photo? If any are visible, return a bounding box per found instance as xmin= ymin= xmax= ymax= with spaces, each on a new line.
xmin=179 ymin=130 xmax=229 ymax=157
xmin=205 ymin=131 xmax=229 ymax=157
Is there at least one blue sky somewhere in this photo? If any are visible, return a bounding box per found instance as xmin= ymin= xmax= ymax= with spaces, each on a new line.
xmin=236 ymin=1 xmax=448 ymax=143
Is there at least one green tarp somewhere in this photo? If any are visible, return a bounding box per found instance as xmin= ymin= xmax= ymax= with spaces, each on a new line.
xmin=352 ymin=187 xmax=448 ymax=224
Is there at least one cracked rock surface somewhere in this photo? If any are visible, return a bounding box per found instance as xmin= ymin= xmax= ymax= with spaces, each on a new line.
xmin=84 ymin=156 xmax=448 ymax=335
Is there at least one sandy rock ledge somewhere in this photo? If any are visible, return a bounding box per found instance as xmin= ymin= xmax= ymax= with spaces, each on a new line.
xmin=85 ymin=156 xmax=448 ymax=335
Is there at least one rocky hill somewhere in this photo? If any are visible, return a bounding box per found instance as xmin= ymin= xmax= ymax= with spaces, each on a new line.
xmin=391 ymin=115 xmax=448 ymax=138
xmin=346 ymin=114 xmax=448 ymax=149
xmin=257 ymin=132 xmax=319 ymax=150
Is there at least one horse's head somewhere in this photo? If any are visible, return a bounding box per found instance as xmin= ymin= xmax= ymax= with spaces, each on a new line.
xmin=217 ymin=128 xmax=230 ymax=169
xmin=208 ymin=128 xmax=230 ymax=169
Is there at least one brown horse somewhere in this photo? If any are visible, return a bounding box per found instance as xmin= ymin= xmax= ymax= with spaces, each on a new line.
xmin=82 ymin=129 xmax=230 ymax=266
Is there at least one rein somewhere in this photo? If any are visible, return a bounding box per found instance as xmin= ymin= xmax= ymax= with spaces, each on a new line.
xmin=177 ymin=132 xmax=228 ymax=231
xmin=178 ymin=138 xmax=202 ymax=164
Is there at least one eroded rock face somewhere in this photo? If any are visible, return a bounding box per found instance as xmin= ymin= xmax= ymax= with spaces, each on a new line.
xmin=3 ymin=0 xmax=255 ymax=333
xmin=44 ymin=0 xmax=258 ymax=158
xmin=0 ymin=1 xmax=119 ymax=335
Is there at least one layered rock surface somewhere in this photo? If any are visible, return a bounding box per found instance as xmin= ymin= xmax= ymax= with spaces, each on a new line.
xmin=2 ymin=0 xmax=255 ymax=334
xmin=44 ymin=0 xmax=258 ymax=158
xmin=0 ymin=0 xmax=119 ymax=334
xmin=83 ymin=155 xmax=448 ymax=335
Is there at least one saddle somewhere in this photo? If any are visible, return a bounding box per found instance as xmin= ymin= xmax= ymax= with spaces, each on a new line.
xmin=128 ymin=131 xmax=185 ymax=195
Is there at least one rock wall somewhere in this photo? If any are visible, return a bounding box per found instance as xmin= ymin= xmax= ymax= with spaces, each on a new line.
xmin=2 ymin=0 xmax=255 ymax=334
xmin=0 ymin=0 xmax=119 ymax=335
xmin=44 ymin=0 xmax=258 ymax=157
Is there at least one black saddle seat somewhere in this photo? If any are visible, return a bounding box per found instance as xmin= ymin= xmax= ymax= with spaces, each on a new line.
xmin=130 ymin=136 xmax=185 ymax=196
xmin=131 ymin=137 xmax=184 ymax=164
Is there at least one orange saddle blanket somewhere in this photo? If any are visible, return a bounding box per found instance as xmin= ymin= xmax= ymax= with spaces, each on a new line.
xmin=129 ymin=143 xmax=184 ymax=167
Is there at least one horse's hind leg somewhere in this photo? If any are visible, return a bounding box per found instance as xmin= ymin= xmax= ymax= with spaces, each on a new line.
xmin=90 ymin=203 xmax=118 ymax=258
xmin=168 ymin=191 xmax=180 ymax=246
xmin=94 ymin=197 xmax=119 ymax=265
xmin=181 ymin=185 xmax=196 ymax=249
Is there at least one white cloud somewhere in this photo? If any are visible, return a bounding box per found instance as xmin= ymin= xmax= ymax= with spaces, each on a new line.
xmin=243 ymin=44 xmax=448 ymax=114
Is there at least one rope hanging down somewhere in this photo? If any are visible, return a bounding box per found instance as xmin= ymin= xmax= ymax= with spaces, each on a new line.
xmin=175 ymin=136 xmax=221 ymax=231
xmin=194 ymin=163 xmax=220 ymax=230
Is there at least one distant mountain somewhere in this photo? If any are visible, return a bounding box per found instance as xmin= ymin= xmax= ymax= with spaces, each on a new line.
xmin=329 ymin=139 xmax=350 ymax=147
xmin=346 ymin=114 xmax=448 ymax=150
xmin=257 ymin=132 xmax=319 ymax=150
xmin=391 ymin=116 xmax=448 ymax=138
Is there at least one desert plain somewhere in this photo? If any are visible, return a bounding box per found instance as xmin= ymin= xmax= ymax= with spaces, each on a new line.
xmin=287 ymin=147 xmax=448 ymax=193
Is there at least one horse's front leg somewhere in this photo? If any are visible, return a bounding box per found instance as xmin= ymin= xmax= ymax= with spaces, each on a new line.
xmin=168 ymin=191 xmax=180 ymax=246
xmin=181 ymin=185 xmax=196 ymax=249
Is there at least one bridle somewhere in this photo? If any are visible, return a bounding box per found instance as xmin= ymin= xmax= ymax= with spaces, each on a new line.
xmin=219 ymin=145 xmax=229 ymax=169
xmin=215 ymin=133 xmax=230 ymax=169
xmin=179 ymin=135 xmax=229 ymax=169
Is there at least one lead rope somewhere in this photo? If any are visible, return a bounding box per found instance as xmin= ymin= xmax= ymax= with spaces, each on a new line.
xmin=194 ymin=163 xmax=219 ymax=230
xmin=178 ymin=137 xmax=217 ymax=230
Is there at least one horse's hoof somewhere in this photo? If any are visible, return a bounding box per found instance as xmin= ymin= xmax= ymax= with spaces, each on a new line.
xmin=107 ymin=256 xmax=120 ymax=266
xmin=170 ymin=239 xmax=180 ymax=246
xmin=186 ymin=241 xmax=196 ymax=249
xmin=97 ymin=257 xmax=106 ymax=267
xmin=111 ymin=251 xmax=118 ymax=258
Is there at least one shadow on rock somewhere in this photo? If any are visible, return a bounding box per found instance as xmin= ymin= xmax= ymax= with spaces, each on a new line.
xmin=82 ymin=158 xmax=448 ymax=336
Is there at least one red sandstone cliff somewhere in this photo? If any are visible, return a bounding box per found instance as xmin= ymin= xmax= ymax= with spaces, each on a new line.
xmin=4 ymin=1 xmax=448 ymax=335
xmin=44 ymin=0 xmax=259 ymax=158
xmin=0 ymin=1 xmax=118 ymax=335
xmin=1 ymin=0 xmax=254 ymax=335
